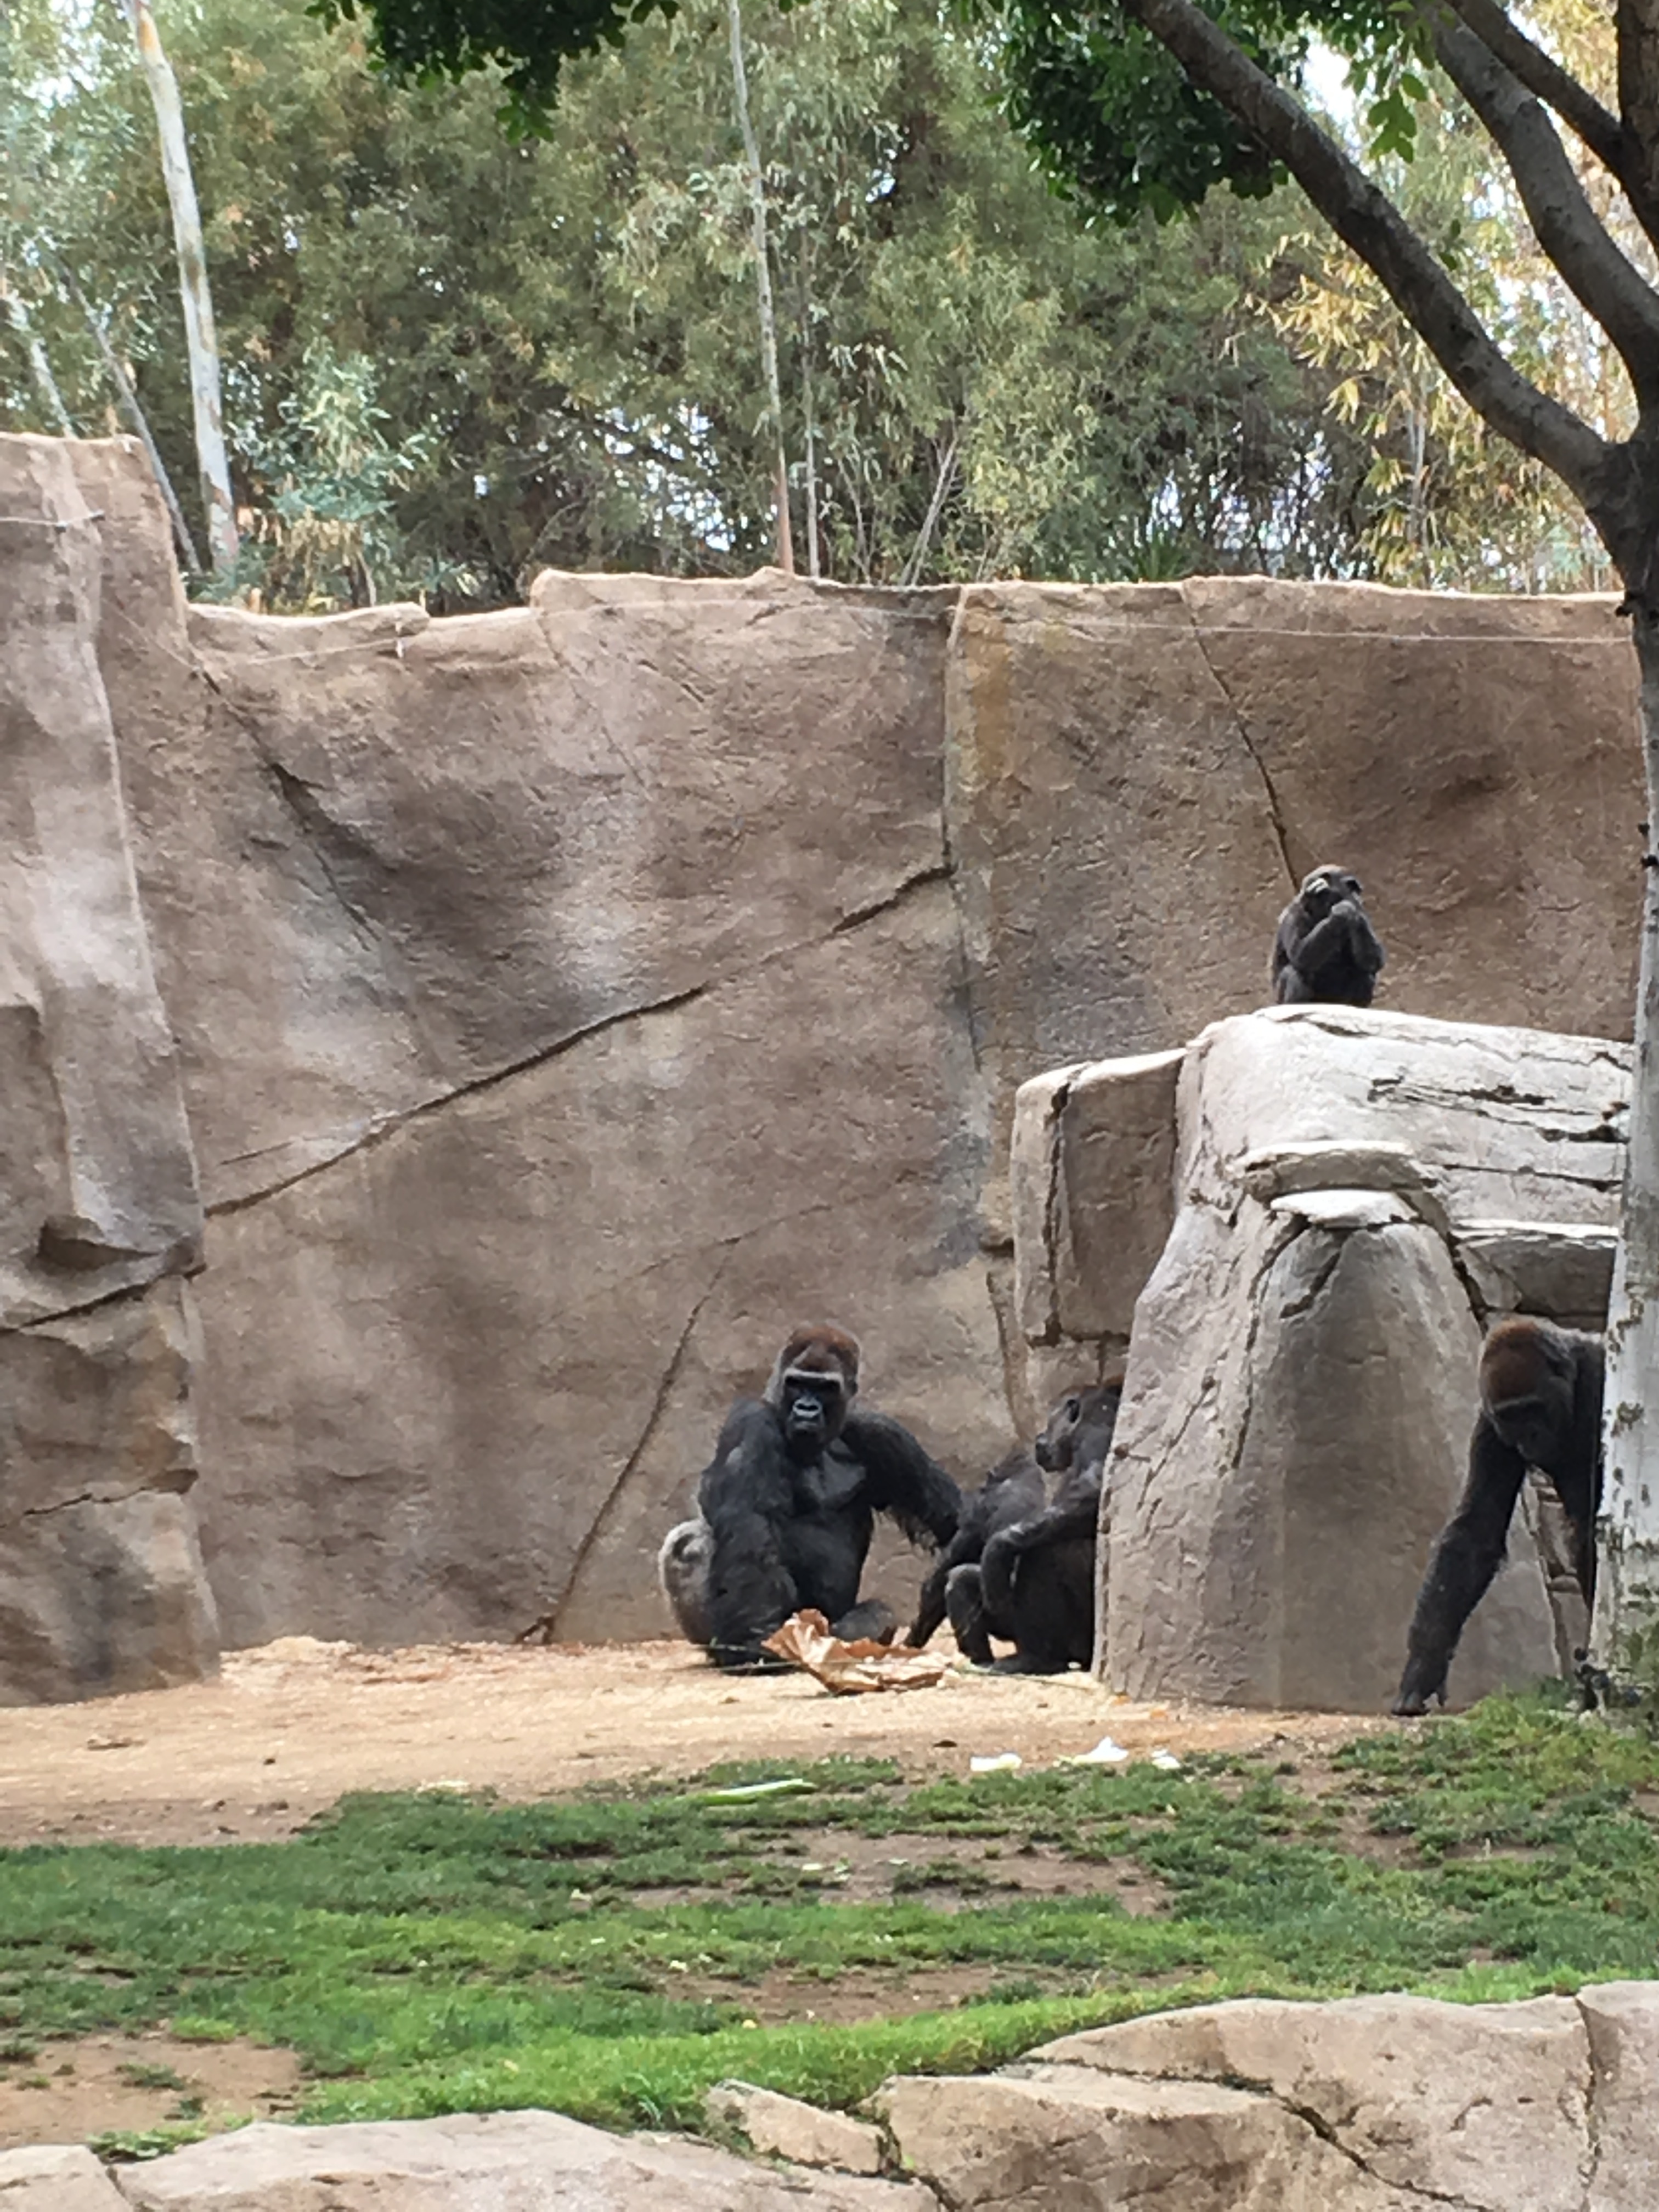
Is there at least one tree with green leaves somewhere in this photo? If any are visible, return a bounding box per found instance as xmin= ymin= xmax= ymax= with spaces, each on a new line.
xmin=2 ymin=0 xmax=1381 ymax=597
xmin=323 ymin=0 xmax=1659 ymax=1688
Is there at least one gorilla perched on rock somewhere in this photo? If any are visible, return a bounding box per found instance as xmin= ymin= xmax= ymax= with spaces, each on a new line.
xmin=915 ymin=1381 xmax=1121 ymax=1674
xmin=1271 ymin=866 xmax=1386 ymax=1007
xmin=657 ymin=1325 xmax=962 ymax=1671
xmin=1393 ymin=1316 xmax=1604 ymax=1716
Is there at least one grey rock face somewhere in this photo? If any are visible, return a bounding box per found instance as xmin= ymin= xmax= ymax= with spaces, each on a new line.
xmin=10 ymin=431 xmax=1649 ymax=1657
xmin=879 ymin=1982 xmax=1659 ymax=2211
xmin=706 ymin=2080 xmax=887 ymax=2172
xmin=114 ymin=2112 xmax=940 ymax=2211
xmin=0 ymin=2144 xmax=131 ymax=2211
xmin=0 ymin=438 xmax=215 ymax=1703
xmin=1011 ymin=1008 xmax=1630 ymax=1709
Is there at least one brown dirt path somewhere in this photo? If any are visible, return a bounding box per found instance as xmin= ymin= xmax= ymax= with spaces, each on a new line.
xmin=0 ymin=1637 xmax=1385 ymax=1848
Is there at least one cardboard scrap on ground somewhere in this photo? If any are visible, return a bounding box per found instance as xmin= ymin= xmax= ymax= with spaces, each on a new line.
xmin=761 ymin=1610 xmax=954 ymax=1694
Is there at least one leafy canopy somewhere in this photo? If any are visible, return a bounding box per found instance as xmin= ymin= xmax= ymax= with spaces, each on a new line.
xmin=310 ymin=0 xmax=1432 ymax=186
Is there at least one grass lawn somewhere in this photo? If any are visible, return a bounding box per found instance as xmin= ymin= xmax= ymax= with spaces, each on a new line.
xmin=2 ymin=1692 xmax=1657 ymax=2155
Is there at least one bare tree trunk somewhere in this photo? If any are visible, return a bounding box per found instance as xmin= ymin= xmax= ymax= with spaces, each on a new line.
xmin=2 ymin=279 xmax=75 ymax=435
xmin=121 ymin=0 xmax=238 ymax=573
xmin=59 ymin=267 xmax=203 ymax=573
xmin=900 ymin=426 xmax=959 ymax=586
xmin=802 ymin=349 xmax=820 ymax=581
xmin=725 ymin=0 xmax=793 ymax=575
xmin=1593 ymin=605 xmax=1659 ymax=1686
xmin=799 ymin=240 xmax=820 ymax=580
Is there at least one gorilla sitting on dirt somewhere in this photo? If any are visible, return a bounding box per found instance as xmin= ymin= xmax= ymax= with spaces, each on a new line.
xmin=908 ymin=1381 xmax=1121 ymax=1673
xmin=657 ymin=1325 xmax=962 ymax=1671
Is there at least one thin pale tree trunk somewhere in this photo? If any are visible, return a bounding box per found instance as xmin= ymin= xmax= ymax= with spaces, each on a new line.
xmin=1593 ymin=606 xmax=1659 ymax=1685
xmin=900 ymin=426 xmax=959 ymax=586
xmin=2 ymin=280 xmax=75 ymax=435
xmin=725 ymin=0 xmax=793 ymax=575
xmin=60 ymin=266 xmax=203 ymax=573
xmin=121 ymin=0 xmax=238 ymax=573
xmin=802 ymin=343 xmax=820 ymax=580
xmin=798 ymin=239 xmax=820 ymax=579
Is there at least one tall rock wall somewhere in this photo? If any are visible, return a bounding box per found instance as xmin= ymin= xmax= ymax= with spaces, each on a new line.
xmin=2 ymin=429 xmax=1646 ymax=1675
xmin=0 ymin=439 xmax=217 ymax=1700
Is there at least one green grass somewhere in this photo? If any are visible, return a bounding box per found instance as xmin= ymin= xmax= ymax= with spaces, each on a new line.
xmin=2 ymin=1696 xmax=1658 ymax=2140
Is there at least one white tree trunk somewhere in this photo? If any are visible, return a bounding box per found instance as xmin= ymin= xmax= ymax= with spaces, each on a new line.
xmin=2 ymin=280 xmax=75 ymax=435
xmin=63 ymin=270 xmax=204 ymax=573
xmin=1593 ymin=608 xmax=1659 ymax=1684
xmin=122 ymin=0 xmax=238 ymax=573
xmin=725 ymin=0 xmax=793 ymax=575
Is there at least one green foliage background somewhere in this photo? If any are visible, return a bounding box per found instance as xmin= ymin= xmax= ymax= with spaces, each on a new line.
xmin=3 ymin=0 xmax=1383 ymax=603
xmin=1 ymin=0 xmax=1626 ymax=604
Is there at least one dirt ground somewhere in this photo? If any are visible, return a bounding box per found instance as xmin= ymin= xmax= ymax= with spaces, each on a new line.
xmin=0 ymin=1635 xmax=1385 ymax=1849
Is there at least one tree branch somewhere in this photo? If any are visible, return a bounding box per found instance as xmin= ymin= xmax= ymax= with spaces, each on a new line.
xmin=1429 ymin=15 xmax=1659 ymax=408
xmin=1618 ymin=0 xmax=1659 ymax=228
xmin=1444 ymin=0 xmax=1659 ymax=249
xmin=1120 ymin=0 xmax=1613 ymax=512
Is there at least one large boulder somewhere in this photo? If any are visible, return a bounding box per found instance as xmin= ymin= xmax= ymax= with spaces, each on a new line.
xmin=114 ymin=2112 xmax=939 ymax=2211
xmin=879 ymin=1981 xmax=1659 ymax=2211
xmin=0 ymin=437 xmax=214 ymax=1702
xmin=1011 ymin=1007 xmax=1629 ymax=1709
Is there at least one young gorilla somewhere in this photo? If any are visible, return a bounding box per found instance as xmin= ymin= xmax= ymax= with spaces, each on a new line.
xmin=1271 ymin=865 xmax=1386 ymax=1007
xmin=939 ymin=1382 xmax=1121 ymax=1674
xmin=1392 ymin=1316 xmax=1604 ymax=1716
xmin=903 ymin=1444 xmax=1046 ymax=1651
xmin=657 ymin=1325 xmax=962 ymax=1671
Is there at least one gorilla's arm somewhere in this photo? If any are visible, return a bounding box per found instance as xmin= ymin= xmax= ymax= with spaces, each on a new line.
xmin=697 ymin=1398 xmax=802 ymax=1670
xmin=980 ymin=1470 xmax=1102 ymax=1618
xmin=842 ymin=1408 xmax=962 ymax=1550
xmin=1289 ymin=903 xmax=1385 ymax=985
xmin=1392 ymin=1419 xmax=1528 ymax=1716
xmin=908 ymin=1514 xmax=989 ymax=1649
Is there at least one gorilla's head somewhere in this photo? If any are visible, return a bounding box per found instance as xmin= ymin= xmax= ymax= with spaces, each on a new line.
xmin=766 ymin=1325 xmax=861 ymax=1460
xmin=1036 ymin=1380 xmax=1124 ymax=1474
xmin=1297 ymin=865 xmax=1364 ymax=919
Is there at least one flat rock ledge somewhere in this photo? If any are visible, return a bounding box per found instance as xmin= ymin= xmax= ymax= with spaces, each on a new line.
xmin=9 ymin=1985 xmax=1659 ymax=2210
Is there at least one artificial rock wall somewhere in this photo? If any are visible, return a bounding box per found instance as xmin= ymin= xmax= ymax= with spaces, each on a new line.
xmin=0 ymin=429 xmax=1647 ymax=1688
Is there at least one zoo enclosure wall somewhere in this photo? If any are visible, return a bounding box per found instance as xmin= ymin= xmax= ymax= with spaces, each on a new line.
xmin=0 ymin=429 xmax=1641 ymax=1661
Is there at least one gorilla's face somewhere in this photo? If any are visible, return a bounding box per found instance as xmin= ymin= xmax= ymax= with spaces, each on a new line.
xmin=1036 ymin=1392 xmax=1086 ymax=1474
xmin=1299 ymin=867 xmax=1363 ymax=919
xmin=781 ymin=1367 xmax=849 ymax=1458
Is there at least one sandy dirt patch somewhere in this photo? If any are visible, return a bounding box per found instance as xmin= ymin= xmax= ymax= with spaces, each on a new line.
xmin=0 ymin=2033 xmax=301 ymax=2153
xmin=0 ymin=1637 xmax=1384 ymax=1849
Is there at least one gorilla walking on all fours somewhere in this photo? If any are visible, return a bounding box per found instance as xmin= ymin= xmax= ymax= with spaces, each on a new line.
xmin=1393 ymin=1315 xmax=1604 ymax=1716
xmin=918 ymin=1381 xmax=1121 ymax=1674
xmin=657 ymin=1325 xmax=962 ymax=1671
xmin=1272 ymin=865 xmax=1386 ymax=1007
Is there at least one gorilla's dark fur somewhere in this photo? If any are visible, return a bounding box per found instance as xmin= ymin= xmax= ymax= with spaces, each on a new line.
xmin=934 ymin=1382 xmax=1122 ymax=1674
xmin=904 ymin=1445 xmax=1045 ymax=1651
xmin=1393 ymin=1316 xmax=1604 ymax=1716
xmin=657 ymin=1325 xmax=962 ymax=1671
xmin=1271 ymin=865 xmax=1386 ymax=1007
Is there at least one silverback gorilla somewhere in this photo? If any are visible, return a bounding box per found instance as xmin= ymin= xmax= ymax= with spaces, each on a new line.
xmin=1271 ymin=865 xmax=1386 ymax=1007
xmin=916 ymin=1383 xmax=1121 ymax=1673
xmin=657 ymin=1325 xmax=962 ymax=1671
xmin=1393 ymin=1316 xmax=1604 ymax=1716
